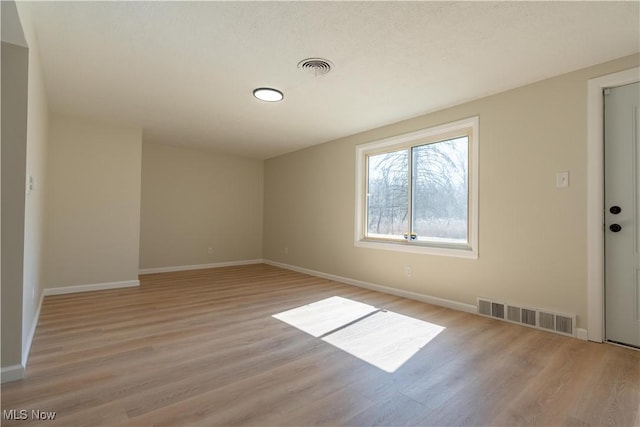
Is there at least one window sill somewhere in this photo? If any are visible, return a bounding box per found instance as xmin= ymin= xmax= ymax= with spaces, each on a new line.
xmin=355 ymin=238 xmax=478 ymax=259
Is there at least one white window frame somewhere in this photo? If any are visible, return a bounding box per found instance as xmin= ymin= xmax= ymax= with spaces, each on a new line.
xmin=355 ymin=116 xmax=479 ymax=259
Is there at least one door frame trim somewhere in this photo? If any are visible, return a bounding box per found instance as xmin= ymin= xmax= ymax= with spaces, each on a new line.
xmin=587 ymin=67 xmax=640 ymax=342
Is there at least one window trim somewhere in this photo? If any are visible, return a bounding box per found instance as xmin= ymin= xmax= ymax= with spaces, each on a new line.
xmin=355 ymin=116 xmax=479 ymax=259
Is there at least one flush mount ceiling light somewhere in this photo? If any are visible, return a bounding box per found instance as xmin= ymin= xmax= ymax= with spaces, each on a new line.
xmin=253 ymin=87 xmax=284 ymax=102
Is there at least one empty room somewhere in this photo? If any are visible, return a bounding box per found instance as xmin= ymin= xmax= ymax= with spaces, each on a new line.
xmin=1 ymin=1 xmax=639 ymax=426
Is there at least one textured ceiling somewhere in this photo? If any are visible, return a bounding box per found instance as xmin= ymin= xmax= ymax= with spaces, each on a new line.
xmin=23 ymin=1 xmax=640 ymax=159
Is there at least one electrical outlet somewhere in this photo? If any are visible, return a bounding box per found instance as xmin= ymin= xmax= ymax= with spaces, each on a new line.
xmin=207 ymin=247 xmax=213 ymax=255
xmin=405 ymin=265 xmax=412 ymax=277
xmin=284 ymin=247 xmax=289 ymax=255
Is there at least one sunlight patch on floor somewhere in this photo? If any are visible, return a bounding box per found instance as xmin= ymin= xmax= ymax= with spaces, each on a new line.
xmin=273 ymin=296 xmax=445 ymax=372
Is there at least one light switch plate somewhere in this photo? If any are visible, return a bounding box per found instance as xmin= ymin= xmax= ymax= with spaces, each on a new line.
xmin=556 ymin=171 xmax=569 ymax=188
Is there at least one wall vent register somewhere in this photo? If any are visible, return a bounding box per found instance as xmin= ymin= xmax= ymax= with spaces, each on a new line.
xmin=477 ymin=297 xmax=575 ymax=337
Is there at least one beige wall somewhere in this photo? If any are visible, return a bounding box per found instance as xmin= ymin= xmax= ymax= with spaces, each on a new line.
xmin=44 ymin=114 xmax=142 ymax=288
xmin=1 ymin=41 xmax=29 ymax=372
xmin=18 ymin=0 xmax=50 ymax=366
xmin=1 ymin=0 xmax=50 ymax=379
xmin=264 ymin=54 xmax=640 ymax=330
xmin=139 ymin=142 xmax=263 ymax=269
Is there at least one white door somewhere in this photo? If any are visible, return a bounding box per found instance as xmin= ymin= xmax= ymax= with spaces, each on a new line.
xmin=604 ymin=81 xmax=640 ymax=348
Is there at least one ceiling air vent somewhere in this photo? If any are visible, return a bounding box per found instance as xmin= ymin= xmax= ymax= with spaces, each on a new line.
xmin=298 ymin=58 xmax=333 ymax=77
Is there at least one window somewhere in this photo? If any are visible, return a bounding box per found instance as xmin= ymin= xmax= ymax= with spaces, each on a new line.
xmin=355 ymin=117 xmax=478 ymax=258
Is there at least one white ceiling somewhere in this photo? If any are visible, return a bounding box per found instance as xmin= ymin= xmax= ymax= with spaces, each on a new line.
xmin=24 ymin=1 xmax=639 ymax=159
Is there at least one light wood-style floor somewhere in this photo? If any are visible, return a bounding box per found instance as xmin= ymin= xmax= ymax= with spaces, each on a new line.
xmin=2 ymin=264 xmax=639 ymax=426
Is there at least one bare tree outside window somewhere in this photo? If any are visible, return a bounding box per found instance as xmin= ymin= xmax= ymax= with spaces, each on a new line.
xmin=367 ymin=150 xmax=408 ymax=238
xmin=412 ymin=137 xmax=467 ymax=242
xmin=357 ymin=116 xmax=478 ymax=258
xmin=366 ymin=136 xmax=468 ymax=243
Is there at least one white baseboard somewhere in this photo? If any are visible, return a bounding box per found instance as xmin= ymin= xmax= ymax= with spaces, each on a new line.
xmin=43 ymin=280 xmax=140 ymax=296
xmin=1 ymin=364 xmax=24 ymax=383
xmin=576 ymin=328 xmax=588 ymax=341
xmin=18 ymin=281 xmax=137 ymax=376
xmin=264 ymin=261 xmax=591 ymax=341
xmin=264 ymin=259 xmax=477 ymax=314
xmin=22 ymin=292 xmax=44 ymax=368
xmin=139 ymin=259 xmax=264 ymax=275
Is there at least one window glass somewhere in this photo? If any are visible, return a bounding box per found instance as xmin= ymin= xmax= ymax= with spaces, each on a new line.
xmin=412 ymin=136 xmax=468 ymax=243
xmin=355 ymin=116 xmax=478 ymax=258
xmin=366 ymin=150 xmax=408 ymax=239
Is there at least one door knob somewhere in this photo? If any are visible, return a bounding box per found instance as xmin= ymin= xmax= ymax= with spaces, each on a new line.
xmin=610 ymin=206 xmax=622 ymax=214
xmin=609 ymin=224 xmax=622 ymax=232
